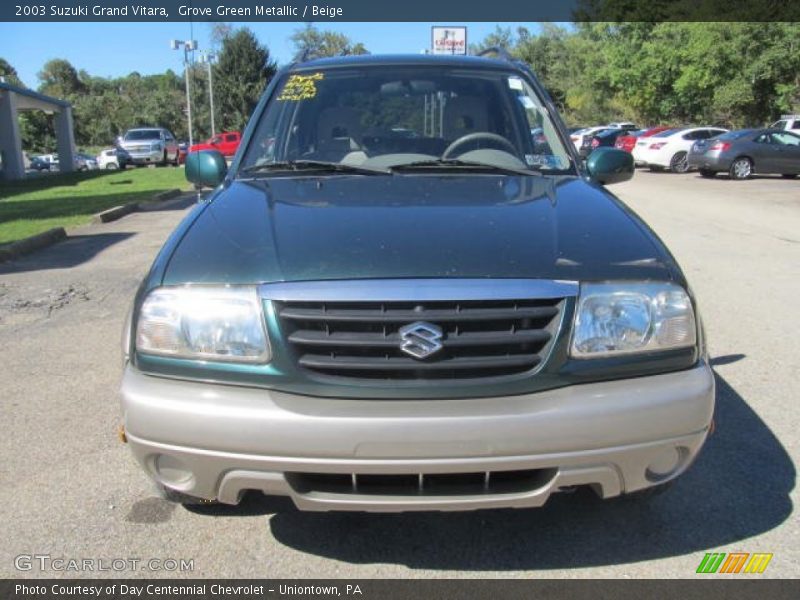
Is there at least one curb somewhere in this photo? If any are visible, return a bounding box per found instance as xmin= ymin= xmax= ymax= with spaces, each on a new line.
xmin=91 ymin=188 xmax=184 ymax=224
xmin=0 ymin=188 xmax=188 ymax=264
xmin=0 ymin=227 xmax=67 ymax=263
xmin=92 ymin=203 xmax=139 ymax=224
xmin=152 ymin=188 xmax=182 ymax=202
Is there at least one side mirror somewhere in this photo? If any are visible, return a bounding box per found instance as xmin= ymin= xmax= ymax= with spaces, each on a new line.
xmin=586 ymin=147 xmax=634 ymax=185
xmin=185 ymin=150 xmax=227 ymax=188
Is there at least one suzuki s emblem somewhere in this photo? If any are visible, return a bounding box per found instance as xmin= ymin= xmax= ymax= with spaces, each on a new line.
xmin=399 ymin=321 xmax=444 ymax=360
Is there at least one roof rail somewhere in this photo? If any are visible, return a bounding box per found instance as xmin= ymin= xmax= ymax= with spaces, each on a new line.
xmin=475 ymin=46 xmax=515 ymax=62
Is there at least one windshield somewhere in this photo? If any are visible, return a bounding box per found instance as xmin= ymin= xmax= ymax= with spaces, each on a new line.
xmin=239 ymin=66 xmax=573 ymax=175
xmin=125 ymin=130 xmax=160 ymax=141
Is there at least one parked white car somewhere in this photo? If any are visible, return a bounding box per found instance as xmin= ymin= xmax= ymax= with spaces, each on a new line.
xmin=632 ymin=126 xmax=728 ymax=172
xmin=606 ymin=121 xmax=638 ymax=130
xmin=770 ymin=115 xmax=800 ymax=132
xmin=96 ymin=148 xmax=130 ymax=170
xmin=569 ymin=126 xmax=608 ymax=151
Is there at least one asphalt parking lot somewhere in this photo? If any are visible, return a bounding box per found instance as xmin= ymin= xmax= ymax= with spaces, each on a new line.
xmin=0 ymin=171 xmax=797 ymax=579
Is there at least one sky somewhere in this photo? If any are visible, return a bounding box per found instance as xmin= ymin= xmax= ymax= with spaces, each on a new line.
xmin=0 ymin=22 xmax=548 ymax=87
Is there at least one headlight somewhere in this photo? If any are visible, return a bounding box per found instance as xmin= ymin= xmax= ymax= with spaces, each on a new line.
xmin=135 ymin=286 xmax=270 ymax=363
xmin=571 ymin=282 xmax=696 ymax=358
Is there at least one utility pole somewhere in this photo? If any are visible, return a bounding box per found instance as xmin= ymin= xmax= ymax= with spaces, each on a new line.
xmin=171 ymin=39 xmax=198 ymax=147
xmin=200 ymin=52 xmax=217 ymax=137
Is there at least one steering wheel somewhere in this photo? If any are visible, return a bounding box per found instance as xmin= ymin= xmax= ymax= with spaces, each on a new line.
xmin=442 ymin=132 xmax=518 ymax=159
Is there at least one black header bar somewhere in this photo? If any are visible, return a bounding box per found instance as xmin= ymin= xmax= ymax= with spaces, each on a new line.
xmin=2 ymin=0 xmax=800 ymax=22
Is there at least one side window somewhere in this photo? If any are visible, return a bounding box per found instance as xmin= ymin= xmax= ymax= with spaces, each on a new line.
xmin=771 ymin=120 xmax=787 ymax=129
xmin=754 ymin=134 xmax=770 ymax=144
xmin=791 ymin=121 xmax=800 ymax=130
xmin=164 ymin=131 xmax=174 ymax=141
xmin=225 ymin=134 xmax=237 ymax=142
xmin=682 ymin=131 xmax=700 ymax=140
xmin=211 ymin=137 xmax=222 ymax=145
xmin=773 ymin=132 xmax=800 ymax=146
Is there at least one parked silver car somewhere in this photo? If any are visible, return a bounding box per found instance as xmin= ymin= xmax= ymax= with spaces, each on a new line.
xmin=118 ymin=127 xmax=180 ymax=166
xmin=688 ymin=128 xmax=800 ymax=180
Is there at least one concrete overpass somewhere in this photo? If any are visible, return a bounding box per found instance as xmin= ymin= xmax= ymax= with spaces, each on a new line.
xmin=0 ymin=81 xmax=75 ymax=180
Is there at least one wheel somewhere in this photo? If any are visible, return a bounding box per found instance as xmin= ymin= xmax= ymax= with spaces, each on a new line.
xmin=781 ymin=174 xmax=797 ymax=179
xmin=105 ymin=163 xmax=118 ymax=170
xmin=669 ymin=151 xmax=689 ymax=173
xmin=699 ymin=169 xmax=716 ymax=178
xmin=729 ymin=157 xmax=752 ymax=180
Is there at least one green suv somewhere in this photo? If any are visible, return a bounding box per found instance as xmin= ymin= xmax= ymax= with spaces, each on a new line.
xmin=120 ymin=53 xmax=714 ymax=511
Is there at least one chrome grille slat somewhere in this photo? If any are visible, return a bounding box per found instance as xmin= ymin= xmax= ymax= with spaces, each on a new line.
xmin=298 ymin=353 xmax=542 ymax=371
xmin=288 ymin=328 xmax=551 ymax=348
xmin=279 ymin=305 xmax=559 ymax=323
xmin=276 ymin=295 xmax=565 ymax=381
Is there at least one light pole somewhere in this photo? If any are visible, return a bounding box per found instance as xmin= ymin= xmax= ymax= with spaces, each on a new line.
xmin=199 ymin=52 xmax=217 ymax=138
xmin=170 ymin=39 xmax=198 ymax=147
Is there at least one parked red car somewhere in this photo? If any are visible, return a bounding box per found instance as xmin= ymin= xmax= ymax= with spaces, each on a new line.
xmin=615 ymin=126 xmax=671 ymax=153
xmin=188 ymin=131 xmax=241 ymax=157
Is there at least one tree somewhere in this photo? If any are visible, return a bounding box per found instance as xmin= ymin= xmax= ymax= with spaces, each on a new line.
xmin=290 ymin=24 xmax=368 ymax=60
xmin=38 ymin=59 xmax=85 ymax=98
xmin=213 ymin=28 xmax=277 ymax=132
xmin=0 ymin=58 xmax=24 ymax=87
xmin=471 ymin=21 xmax=800 ymax=127
xmin=210 ymin=22 xmax=234 ymax=49
xmin=468 ymin=26 xmax=517 ymax=54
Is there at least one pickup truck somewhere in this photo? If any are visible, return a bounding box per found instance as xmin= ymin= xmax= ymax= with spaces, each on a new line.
xmin=118 ymin=127 xmax=180 ymax=166
xmin=189 ymin=131 xmax=241 ymax=157
xmin=121 ymin=53 xmax=714 ymax=512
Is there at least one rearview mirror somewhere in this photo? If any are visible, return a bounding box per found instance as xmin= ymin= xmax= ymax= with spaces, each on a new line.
xmin=185 ymin=150 xmax=227 ymax=188
xmin=586 ymin=147 xmax=634 ymax=185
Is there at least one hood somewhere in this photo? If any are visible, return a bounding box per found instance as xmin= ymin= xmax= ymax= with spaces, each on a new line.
xmin=161 ymin=174 xmax=678 ymax=286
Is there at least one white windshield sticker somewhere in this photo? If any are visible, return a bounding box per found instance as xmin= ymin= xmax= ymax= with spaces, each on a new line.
xmin=507 ymin=77 xmax=523 ymax=90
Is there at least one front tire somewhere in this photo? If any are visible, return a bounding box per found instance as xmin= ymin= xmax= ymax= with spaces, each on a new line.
xmin=781 ymin=174 xmax=797 ymax=179
xmin=729 ymin=157 xmax=752 ymax=180
xmin=699 ymin=169 xmax=716 ymax=178
xmin=669 ymin=151 xmax=689 ymax=173
xmin=105 ymin=163 xmax=118 ymax=170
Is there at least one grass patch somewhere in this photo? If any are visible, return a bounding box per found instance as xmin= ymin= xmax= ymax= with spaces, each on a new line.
xmin=0 ymin=167 xmax=191 ymax=244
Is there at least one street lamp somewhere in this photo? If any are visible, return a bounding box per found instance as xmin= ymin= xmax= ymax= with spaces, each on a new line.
xmin=199 ymin=52 xmax=217 ymax=138
xmin=170 ymin=39 xmax=198 ymax=147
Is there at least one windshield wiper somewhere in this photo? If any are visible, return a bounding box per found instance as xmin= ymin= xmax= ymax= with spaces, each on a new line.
xmin=239 ymin=160 xmax=390 ymax=176
xmin=389 ymin=159 xmax=541 ymax=177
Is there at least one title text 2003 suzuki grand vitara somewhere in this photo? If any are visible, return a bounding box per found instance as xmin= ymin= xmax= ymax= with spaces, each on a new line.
xmin=120 ymin=53 xmax=714 ymax=511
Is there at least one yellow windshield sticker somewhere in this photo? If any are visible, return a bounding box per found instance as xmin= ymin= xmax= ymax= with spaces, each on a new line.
xmin=277 ymin=73 xmax=324 ymax=101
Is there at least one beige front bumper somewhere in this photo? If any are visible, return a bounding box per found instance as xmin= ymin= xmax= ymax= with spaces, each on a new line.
xmin=121 ymin=362 xmax=715 ymax=511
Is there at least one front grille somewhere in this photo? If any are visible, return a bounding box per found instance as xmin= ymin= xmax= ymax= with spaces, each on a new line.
xmin=286 ymin=469 xmax=558 ymax=497
xmin=275 ymin=297 xmax=564 ymax=380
